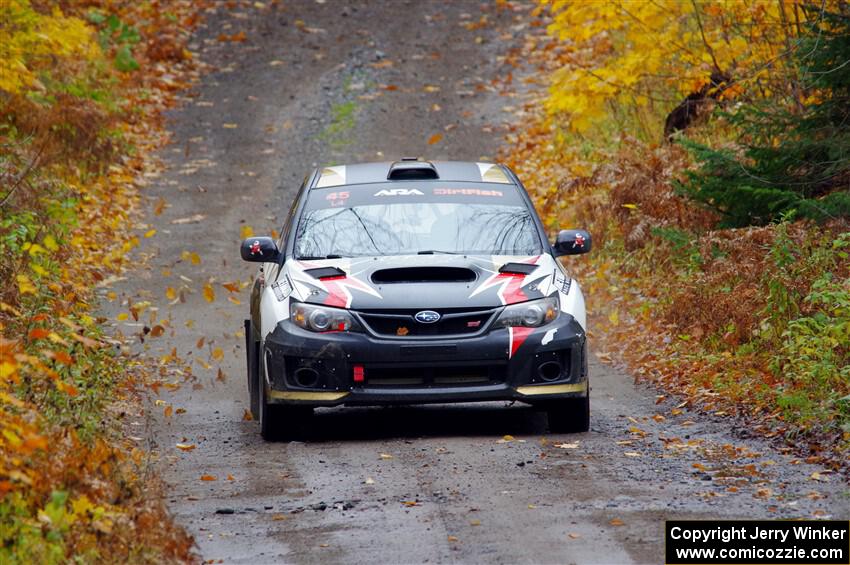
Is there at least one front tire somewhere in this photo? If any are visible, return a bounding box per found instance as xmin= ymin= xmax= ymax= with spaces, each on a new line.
xmin=546 ymin=392 xmax=590 ymax=433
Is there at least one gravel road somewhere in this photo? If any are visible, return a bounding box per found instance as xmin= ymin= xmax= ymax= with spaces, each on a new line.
xmin=108 ymin=1 xmax=849 ymax=563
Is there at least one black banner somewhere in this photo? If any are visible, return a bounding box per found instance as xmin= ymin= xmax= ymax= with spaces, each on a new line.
xmin=666 ymin=520 xmax=849 ymax=565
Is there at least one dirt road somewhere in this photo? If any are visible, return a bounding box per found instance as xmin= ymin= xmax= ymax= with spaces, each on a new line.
xmin=110 ymin=1 xmax=848 ymax=563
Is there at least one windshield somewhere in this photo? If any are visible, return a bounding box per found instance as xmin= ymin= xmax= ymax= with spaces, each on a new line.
xmin=293 ymin=184 xmax=543 ymax=259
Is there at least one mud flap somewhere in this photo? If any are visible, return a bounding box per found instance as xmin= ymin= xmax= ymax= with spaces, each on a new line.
xmin=244 ymin=319 xmax=259 ymax=419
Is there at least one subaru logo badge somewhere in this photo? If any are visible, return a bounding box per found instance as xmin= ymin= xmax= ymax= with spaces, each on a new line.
xmin=414 ymin=310 xmax=440 ymax=324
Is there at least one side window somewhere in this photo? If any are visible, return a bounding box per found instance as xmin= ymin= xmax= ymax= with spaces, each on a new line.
xmin=277 ymin=175 xmax=309 ymax=257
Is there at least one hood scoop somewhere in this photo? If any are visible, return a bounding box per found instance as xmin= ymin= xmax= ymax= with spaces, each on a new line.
xmin=499 ymin=262 xmax=538 ymax=276
xmin=304 ymin=266 xmax=347 ymax=280
xmin=371 ymin=266 xmax=477 ymax=284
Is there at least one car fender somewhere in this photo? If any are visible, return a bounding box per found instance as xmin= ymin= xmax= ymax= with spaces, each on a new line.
xmin=561 ymin=279 xmax=586 ymax=331
xmin=260 ymin=273 xmax=292 ymax=339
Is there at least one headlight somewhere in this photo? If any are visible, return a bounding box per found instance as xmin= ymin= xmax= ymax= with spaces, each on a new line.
xmin=494 ymin=296 xmax=559 ymax=328
xmin=290 ymin=301 xmax=362 ymax=332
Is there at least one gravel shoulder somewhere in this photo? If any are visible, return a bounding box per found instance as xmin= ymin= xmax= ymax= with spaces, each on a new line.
xmin=104 ymin=1 xmax=849 ymax=563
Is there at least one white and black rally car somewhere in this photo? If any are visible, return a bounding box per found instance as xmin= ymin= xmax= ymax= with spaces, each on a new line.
xmin=241 ymin=159 xmax=592 ymax=440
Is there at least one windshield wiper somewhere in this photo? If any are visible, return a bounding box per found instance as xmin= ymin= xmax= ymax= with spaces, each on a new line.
xmin=298 ymin=254 xmax=344 ymax=260
xmin=417 ymin=250 xmax=461 ymax=255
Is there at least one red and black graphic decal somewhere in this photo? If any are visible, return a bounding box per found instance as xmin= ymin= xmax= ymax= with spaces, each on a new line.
xmin=509 ymin=326 xmax=534 ymax=358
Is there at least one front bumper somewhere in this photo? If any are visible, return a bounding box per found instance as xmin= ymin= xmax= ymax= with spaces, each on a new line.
xmin=262 ymin=315 xmax=588 ymax=407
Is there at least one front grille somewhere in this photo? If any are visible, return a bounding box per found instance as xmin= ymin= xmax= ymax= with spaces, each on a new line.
xmin=356 ymin=307 xmax=497 ymax=338
xmin=363 ymin=364 xmax=505 ymax=387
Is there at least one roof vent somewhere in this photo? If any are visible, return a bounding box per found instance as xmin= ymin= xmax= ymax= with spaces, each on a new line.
xmin=387 ymin=160 xmax=439 ymax=180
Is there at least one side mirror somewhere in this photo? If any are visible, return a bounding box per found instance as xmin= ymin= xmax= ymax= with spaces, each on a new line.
xmin=240 ymin=237 xmax=280 ymax=262
xmin=553 ymin=229 xmax=592 ymax=256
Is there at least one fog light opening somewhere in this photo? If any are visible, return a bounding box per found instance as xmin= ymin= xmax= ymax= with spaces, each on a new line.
xmin=293 ymin=367 xmax=320 ymax=388
xmin=538 ymin=361 xmax=562 ymax=382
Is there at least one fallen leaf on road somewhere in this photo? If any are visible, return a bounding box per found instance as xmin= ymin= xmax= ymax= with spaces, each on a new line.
xmin=243 ymin=409 xmax=253 ymax=421
xmin=218 ymin=31 xmax=247 ymax=42
xmin=163 ymin=404 xmax=173 ymax=417
xmin=470 ymin=519 xmax=481 ymax=526
xmin=222 ymin=123 xmax=239 ymax=129
xmin=176 ymin=443 xmax=196 ymax=451
xmin=609 ymin=518 xmax=625 ymax=526
xmin=364 ymin=477 xmax=375 ymax=485
xmin=810 ymin=471 xmax=830 ymax=482
xmin=200 ymin=474 xmax=216 ymax=481
xmin=554 ymin=442 xmax=579 ymax=449
xmin=447 ymin=535 xmax=459 ymax=542
xmin=624 ymin=451 xmax=641 ymax=457
xmin=497 ymin=434 xmax=515 ymax=443
xmin=402 ymin=500 xmax=419 ymax=507
xmin=428 ymin=133 xmax=443 ymax=145
xmin=171 ymin=214 xmax=206 ymax=224
xmin=203 ymin=283 xmax=215 ymax=303
xmin=240 ymin=225 xmax=254 ymax=239
xmin=227 ymin=474 xmax=235 ymax=481
xmin=181 ymin=250 xmax=201 ymax=265
xmin=379 ymin=453 xmax=393 ymax=460
xmin=568 ymin=533 xmax=581 ymax=539
xmin=528 ymin=504 xmax=536 ymax=509
xmin=212 ymin=347 xmax=224 ymax=361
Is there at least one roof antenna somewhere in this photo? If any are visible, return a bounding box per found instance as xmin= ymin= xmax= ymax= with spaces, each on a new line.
xmin=400 ymin=156 xmax=420 ymax=161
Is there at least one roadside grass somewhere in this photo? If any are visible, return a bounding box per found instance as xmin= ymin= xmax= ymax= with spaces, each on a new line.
xmin=320 ymin=100 xmax=359 ymax=149
xmin=318 ymin=71 xmax=378 ymax=151
xmin=1 ymin=1 xmax=201 ymax=561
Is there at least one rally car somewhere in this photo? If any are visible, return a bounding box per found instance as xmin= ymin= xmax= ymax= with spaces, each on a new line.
xmin=241 ymin=159 xmax=592 ymax=440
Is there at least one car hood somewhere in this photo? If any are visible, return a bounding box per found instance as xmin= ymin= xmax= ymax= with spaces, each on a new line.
xmin=284 ymin=254 xmax=558 ymax=310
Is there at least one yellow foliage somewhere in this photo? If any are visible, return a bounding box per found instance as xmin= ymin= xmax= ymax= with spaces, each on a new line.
xmin=542 ymin=0 xmax=828 ymax=135
xmin=0 ymin=0 xmax=100 ymax=94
